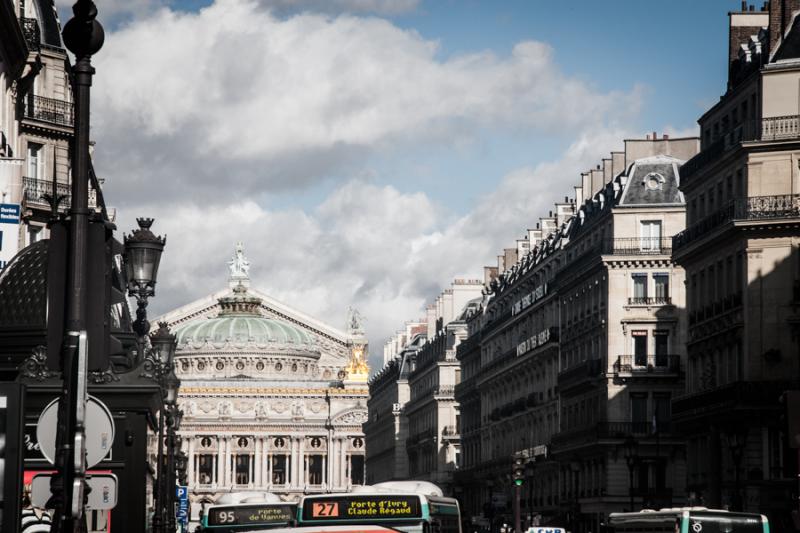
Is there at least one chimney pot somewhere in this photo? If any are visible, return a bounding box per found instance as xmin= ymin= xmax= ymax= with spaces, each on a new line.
xmin=549 ymin=211 xmax=553 ymax=217
xmin=749 ymin=4 xmax=754 ymax=10
xmin=536 ymin=223 xmax=539 ymax=229
xmin=663 ymin=134 xmax=669 ymax=139
xmin=564 ymin=196 xmax=568 ymax=202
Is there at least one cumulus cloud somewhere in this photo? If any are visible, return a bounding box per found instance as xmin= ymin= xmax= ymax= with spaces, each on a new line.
xmin=131 ymin=125 xmax=631 ymax=371
xmin=86 ymin=0 xmax=647 ymax=368
xmin=90 ymin=0 xmax=641 ymax=205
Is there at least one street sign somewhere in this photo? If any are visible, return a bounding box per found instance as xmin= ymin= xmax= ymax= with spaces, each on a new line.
xmin=31 ymin=473 xmax=118 ymax=510
xmin=176 ymin=485 xmax=189 ymax=525
xmin=36 ymin=395 xmax=115 ymax=468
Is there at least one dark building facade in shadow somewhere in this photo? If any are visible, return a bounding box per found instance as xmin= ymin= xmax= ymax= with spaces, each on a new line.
xmin=672 ymin=1 xmax=800 ymax=529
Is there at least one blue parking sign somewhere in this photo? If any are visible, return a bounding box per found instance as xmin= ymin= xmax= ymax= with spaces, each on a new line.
xmin=176 ymin=486 xmax=189 ymax=525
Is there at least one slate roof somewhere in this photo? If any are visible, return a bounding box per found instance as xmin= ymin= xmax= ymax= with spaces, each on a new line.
xmin=619 ymin=156 xmax=683 ymax=206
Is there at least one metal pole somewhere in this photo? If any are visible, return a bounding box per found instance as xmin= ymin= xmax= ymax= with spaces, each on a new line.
xmin=51 ymin=3 xmax=104 ymax=532
xmin=628 ymin=465 xmax=634 ymax=511
xmin=153 ymin=404 xmax=166 ymax=533
xmin=513 ymin=483 xmax=521 ymax=533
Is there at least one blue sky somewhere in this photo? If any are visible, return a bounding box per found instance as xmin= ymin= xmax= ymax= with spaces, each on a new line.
xmin=77 ymin=0 xmax=744 ymax=363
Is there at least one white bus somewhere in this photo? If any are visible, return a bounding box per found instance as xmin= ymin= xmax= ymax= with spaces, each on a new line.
xmin=295 ymin=481 xmax=461 ymax=533
xmin=607 ymin=508 xmax=769 ymax=533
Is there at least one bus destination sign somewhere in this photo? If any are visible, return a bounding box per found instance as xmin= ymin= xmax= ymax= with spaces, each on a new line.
xmin=305 ymin=495 xmax=422 ymax=520
xmin=207 ymin=504 xmax=296 ymax=526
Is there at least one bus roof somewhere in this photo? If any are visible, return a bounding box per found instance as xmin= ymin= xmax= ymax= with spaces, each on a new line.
xmin=212 ymin=492 xmax=287 ymax=505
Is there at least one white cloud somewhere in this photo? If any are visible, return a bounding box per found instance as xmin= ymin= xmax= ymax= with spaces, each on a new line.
xmin=86 ymin=0 xmax=648 ymax=368
xmin=90 ymin=0 xmax=641 ymax=205
xmin=133 ymin=125 xmax=632 ymax=371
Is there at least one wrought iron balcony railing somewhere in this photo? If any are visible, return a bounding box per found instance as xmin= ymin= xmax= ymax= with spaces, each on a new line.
xmin=23 ymin=176 xmax=97 ymax=210
xmin=674 ymin=194 xmax=800 ymax=251
xmin=23 ymin=95 xmax=74 ymax=128
xmin=683 ymin=115 xmax=800 ymax=181
xmin=613 ymin=354 xmax=680 ymax=375
xmin=627 ymin=296 xmax=672 ymax=305
xmin=20 ymin=17 xmax=40 ymax=51
xmin=603 ymin=237 xmax=672 ymax=255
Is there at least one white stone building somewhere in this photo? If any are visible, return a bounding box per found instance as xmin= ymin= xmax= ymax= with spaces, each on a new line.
xmin=155 ymin=245 xmax=370 ymax=520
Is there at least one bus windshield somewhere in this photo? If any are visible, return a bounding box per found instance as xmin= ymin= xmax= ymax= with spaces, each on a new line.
xmin=202 ymin=502 xmax=297 ymax=533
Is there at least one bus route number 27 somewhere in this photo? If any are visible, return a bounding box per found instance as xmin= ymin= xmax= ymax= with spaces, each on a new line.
xmin=313 ymin=502 xmax=339 ymax=518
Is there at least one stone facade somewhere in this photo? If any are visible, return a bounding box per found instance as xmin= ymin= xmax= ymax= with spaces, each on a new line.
xmin=154 ymin=246 xmax=370 ymax=522
xmin=671 ymin=1 xmax=800 ymax=524
xmin=365 ymin=279 xmax=483 ymax=493
xmin=455 ymin=135 xmax=699 ymax=532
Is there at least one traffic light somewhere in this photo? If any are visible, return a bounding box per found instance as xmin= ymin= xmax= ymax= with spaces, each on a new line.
xmin=513 ymin=456 xmax=525 ymax=486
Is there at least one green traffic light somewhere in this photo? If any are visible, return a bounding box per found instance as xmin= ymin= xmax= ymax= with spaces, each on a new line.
xmin=514 ymin=479 xmax=524 ymax=486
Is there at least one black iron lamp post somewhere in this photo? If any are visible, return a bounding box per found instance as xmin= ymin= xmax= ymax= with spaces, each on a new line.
xmin=166 ymin=406 xmax=183 ymax=533
xmin=124 ymin=218 xmax=166 ymax=341
xmin=726 ymin=429 xmax=748 ymax=511
xmin=148 ymin=323 xmax=178 ymax=533
xmin=50 ymin=2 xmax=104 ymax=532
xmin=623 ymin=437 xmax=638 ymax=512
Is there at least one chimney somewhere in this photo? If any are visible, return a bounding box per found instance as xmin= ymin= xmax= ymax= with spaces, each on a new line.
xmin=564 ymin=196 xmax=568 ymax=202
xmin=731 ymin=6 xmax=769 ymax=86
xmin=742 ymin=0 xmax=747 ymax=10
xmin=750 ymin=4 xmax=755 ymax=10
xmin=663 ymin=133 xmax=669 ymax=139
xmin=652 ymin=131 xmax=657 ymax=140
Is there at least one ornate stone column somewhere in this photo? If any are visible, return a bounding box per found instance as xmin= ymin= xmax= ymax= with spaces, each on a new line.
xmin=254 ymin=437 xmax=262 ymax=487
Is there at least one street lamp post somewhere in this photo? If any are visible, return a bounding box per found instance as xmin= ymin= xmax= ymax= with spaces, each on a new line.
xmin=726 ymin=429 xmax=747 ymax=511
xmin=124 ymin=218 xmax=167 ymax=345
xmin=165 ymin=375 xmax=182 ymax=533
xmin=147 ymin=323 xmax=178 ymax=533
xmin=569 ymin=460 xmax=580 ymax=533
xmin=49 ymin=2 xmax=104 ymax=532
xmin=623 ymin=437 xmax=638 ymax=512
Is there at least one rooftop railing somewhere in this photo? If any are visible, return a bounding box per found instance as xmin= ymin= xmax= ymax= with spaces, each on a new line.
xmin=683 ymin=115 xmax=800 ymax=181
xmin=674 ymin=194 xmax=800 ymax=251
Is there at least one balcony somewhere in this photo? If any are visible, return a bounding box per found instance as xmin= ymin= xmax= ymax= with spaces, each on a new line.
xmin=613 ymin=354 xmax=680 ymax=377
xmin=23 ymin=95 xmax=74 ymax=128
xmin=627 ymin=296 xmax=672 ymax=306
xmin=441 ymin=425 xmax=459 ymax=441
xmin=557 ymin=358 xmax=603 ymax=394
xmin=552 ymin=420 xmax=672 ymax=449
xmin=22 ymin=176 xmax=97 ymax=210
xmin=20 ymin=18 xmax=40 ymax=51
xmin=683 ymin=115 xmax=800 ymax=181
xmin=603 ymin=237 xmax=672 ymax=256
xmin=674 ymin=194 xmax=800 ymax=252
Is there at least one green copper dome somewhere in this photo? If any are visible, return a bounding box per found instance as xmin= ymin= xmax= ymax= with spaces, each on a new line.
xmin=174 ymin=283 xmax=316 ymax=347
xmin=175 ymin=315 xmax=315 ymax=346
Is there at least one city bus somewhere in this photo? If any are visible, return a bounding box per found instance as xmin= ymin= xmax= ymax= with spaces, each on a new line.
xmin=295 ymin=481 xmax=462 ymax=533
xmin=200 ymin=493 xmax=297 ymax=533
xmin=607 ymin=508 xmax=769 ymax=533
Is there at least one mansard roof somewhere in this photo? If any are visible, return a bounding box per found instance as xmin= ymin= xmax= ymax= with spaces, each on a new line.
xmin=618 ymin=155 xmax=684 ymax=206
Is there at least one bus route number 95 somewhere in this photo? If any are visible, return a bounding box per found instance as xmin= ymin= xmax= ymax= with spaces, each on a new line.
xmin=216 ymin=511 xmax=236 ymax=524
